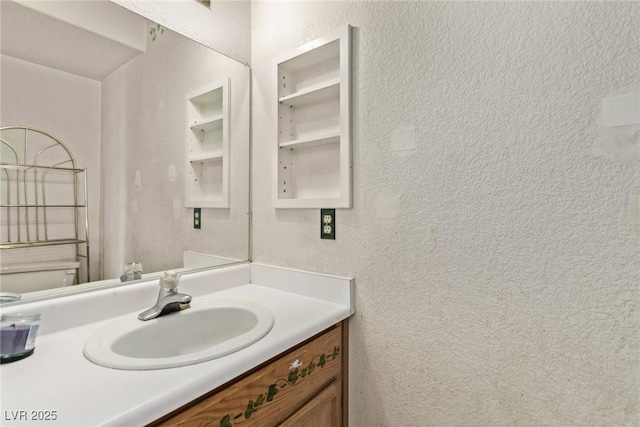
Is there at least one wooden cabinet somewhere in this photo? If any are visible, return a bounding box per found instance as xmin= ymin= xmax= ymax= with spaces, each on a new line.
xmin=273 ymin=26 xmax=352 ymax=209
xmin=151 ymin=321 xmax=348 ymax=427
xmin=185 ymin=79 xmax=230 ymax=208
xmin=280 ymin=381 xmax=341 ymax=427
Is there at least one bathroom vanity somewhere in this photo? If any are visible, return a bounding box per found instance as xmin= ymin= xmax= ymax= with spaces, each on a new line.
xmin=0 ymin=263 xmax=353 ymax=427
xmin=153 ymin=322 xmax=347 ymax=426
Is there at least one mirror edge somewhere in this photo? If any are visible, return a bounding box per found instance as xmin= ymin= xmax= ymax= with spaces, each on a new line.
xmin=0 ymin=260 xmax=252 ymax=308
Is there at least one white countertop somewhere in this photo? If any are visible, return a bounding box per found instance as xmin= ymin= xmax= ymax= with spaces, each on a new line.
xmin=0 ymin=263 xmax=353 ymax=426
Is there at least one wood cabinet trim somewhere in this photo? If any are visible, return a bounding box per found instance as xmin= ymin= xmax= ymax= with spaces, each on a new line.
xmin=341 ymin=317 xmax=349 ymax=427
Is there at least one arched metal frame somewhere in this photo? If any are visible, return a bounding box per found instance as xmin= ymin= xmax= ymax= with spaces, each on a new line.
xmin=0 ymin=126 xmax=90 ymax=284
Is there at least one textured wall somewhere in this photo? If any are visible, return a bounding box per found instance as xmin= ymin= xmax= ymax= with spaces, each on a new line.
xmin=101 ymin=25 xmax=249 ymax=278
xmin=1 ymin=55 xmax=102 ymax=282
xmin=251 ymin=2 xmax=640 ymax=425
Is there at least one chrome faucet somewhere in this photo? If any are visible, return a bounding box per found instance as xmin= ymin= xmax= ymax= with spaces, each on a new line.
xmin=138 ymin=271 xmax=192 ymax=321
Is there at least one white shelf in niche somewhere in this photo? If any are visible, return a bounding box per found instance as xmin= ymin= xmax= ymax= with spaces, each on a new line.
xmin=279 ymin=132 xmax=340 ymax=150
xmin=278 ymin=79 xmax=340 ymax=107
xmin=189 ymin=115 xmax=223 ymax=133
xmin=189 ymin=152 xmax=223 ymax=162
xmin=273 ymin=25 xmax=352 ymax=209
xmin=185 ymin=78 xmax=230 ymax=209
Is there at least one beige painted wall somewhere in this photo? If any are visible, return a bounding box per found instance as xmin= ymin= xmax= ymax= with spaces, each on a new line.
xmin=251 ymin=2 xmax=640 ymax=425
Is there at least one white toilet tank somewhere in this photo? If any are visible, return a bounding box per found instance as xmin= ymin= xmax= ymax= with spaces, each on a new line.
xmin=0 ymin=261 xmax=80 ymax=294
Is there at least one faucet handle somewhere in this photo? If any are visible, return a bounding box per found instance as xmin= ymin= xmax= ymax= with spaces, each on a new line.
xmin=159 ymin=270 xmax=180 ymax=291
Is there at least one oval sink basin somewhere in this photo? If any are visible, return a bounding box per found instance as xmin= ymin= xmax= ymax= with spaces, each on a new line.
xmin=83 ymin=299 xmax=274 ymax=370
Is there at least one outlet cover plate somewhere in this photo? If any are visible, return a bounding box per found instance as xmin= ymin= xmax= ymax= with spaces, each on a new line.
xmin=194 ymin=208 xmax=201 ymax=229
xmin=321 ymin=209 xmax=335 ymax=240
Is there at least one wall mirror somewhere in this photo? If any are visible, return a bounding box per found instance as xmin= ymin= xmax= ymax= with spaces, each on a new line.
xmin=0 ymin=0 xmax=250 ymax=304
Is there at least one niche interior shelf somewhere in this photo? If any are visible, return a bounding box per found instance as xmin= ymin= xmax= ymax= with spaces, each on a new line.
xmin=273 ymin=25 xmax=352 ymax=209
xmin=185 ymin=78 xmax=230 ymax=208
xmin=278 ymin=132 xmax=341 ymax=150
xmin=189 ymin=115 xmax=224 ymax=134
xmin=188 ymin=152 xmax=224 ymax=163
xmin=278 ymin=79 xmax=340 ymax=107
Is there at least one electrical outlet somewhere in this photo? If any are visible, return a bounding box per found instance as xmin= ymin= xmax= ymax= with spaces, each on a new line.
xmin=194 ymin=208 xmax=201 ymax=229
xmin=321 ymin=209 xmax=335 ymax=240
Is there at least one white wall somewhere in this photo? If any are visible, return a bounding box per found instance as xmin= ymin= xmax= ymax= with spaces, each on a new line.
xmin=101 ymin=24 xmax=249 ymax=279
xmin=112 ymin=0 xmax=251 ymax=65
xmin=0 ymin=54 xmax=102 ymax=282
xmin=251 ymin=2 xmax=640 ymax=425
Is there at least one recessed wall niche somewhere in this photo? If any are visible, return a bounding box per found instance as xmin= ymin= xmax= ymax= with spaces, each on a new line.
xmin=185 ymin=78 xmax=230 ymax=208
xmin=273 ymin=26 xmax=352 ymax=209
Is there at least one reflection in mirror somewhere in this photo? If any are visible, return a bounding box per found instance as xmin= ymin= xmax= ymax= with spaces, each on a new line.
xmin=0 ymin=0 xmax=250 ymax=303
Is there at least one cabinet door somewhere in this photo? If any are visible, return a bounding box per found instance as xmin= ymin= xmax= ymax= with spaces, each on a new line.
xmin=154 ymin=324 xmax=343 ymax=427
xmin=280 ymin=381 xmax=341 ymax=427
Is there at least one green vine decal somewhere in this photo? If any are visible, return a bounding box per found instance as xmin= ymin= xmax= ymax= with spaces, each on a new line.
xmin=217 ymin=345 xmax=340 ymax=426
xmin=149 ymin=24 xmax=165 ymax=41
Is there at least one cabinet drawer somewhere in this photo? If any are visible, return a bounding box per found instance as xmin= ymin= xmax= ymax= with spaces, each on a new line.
xmin=156 ymin=324 xmax=343 ymax=427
